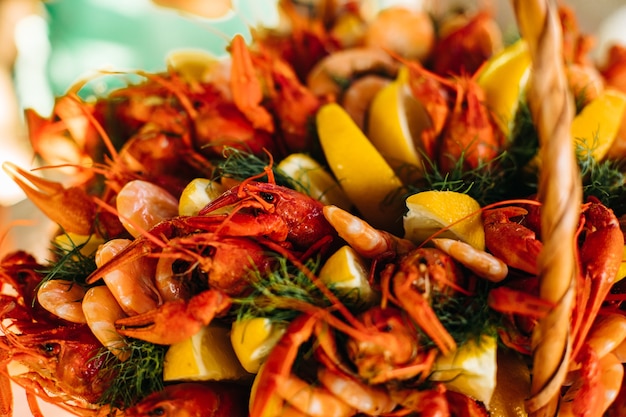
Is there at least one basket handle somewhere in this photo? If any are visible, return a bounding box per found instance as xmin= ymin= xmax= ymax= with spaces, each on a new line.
xmin=511 ymin=0 xmax=582 ymax=415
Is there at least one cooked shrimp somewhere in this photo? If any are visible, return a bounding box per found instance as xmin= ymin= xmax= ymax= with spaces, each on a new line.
xmin=274 ymin=372 xmax=355 ymax=417
xmin=431 ymin=238 xmax=508 ymax=282
xmin=306 ymin=47 xmax=399 ymax=99
xmin=82 ymin=285 xmax=129 ymax=361
xmin=364 ymin=6 xmax=435 ymax=62
xmin=340 ymin=74 xmax=390 ymax=130
xmin=37 ymin=279 xmax=88 ymax=323
xmin=95 ymin=238 xmax=162 ymax=316
xmin=317 ymin=367 xmax=396 ymax=415
xmin=116 ymin=180 xmax=179 ymax=238
xmin=155 ymin=255 xmax=194 ymax=302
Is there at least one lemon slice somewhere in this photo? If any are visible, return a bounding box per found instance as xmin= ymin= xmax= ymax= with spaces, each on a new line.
xmin=571 ymin=88 xmax=626 ymax=161
xmin=230 ymin=318 xmax=286 ymax=374
xmin=178 ymin=178 xmax=226 ymax=216
xmin=430 ymin=335 xmax=497 ymax=405
xmin=404 ymin=190 xmax=484 ymax=250
xmin=277 ymin=153 xmax=352 ymax=210
xmin=367 ymin=67 xmax=430 ymax=183
xmin=318 ymin=245 xmax=378 ymax=305
xmin=317 ymin=103 xmax=405 ymax=233
xmin=163 ymin=323 xmax=251 ymax=382
xmin=477 ymin=39 xmax=531 ymax=136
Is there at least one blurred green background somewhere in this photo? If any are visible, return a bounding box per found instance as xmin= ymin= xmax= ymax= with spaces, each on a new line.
xmin=15 ymin=0 xmax=280 ymax=115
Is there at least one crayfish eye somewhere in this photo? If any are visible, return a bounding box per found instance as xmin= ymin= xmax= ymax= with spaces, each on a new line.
xmin=41 ymin=343 xmax=60 ymax=356
xmin=259 ymin=192 xmax=275 ymax=203
xmin=148 ymin=407 xmax=166 ymax=416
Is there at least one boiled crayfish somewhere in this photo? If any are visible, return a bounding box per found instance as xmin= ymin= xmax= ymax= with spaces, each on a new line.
xmin=0 ymin=251 xmax=109 ymax=417
xmin=81 ymin=166 xmax=338 ymax=346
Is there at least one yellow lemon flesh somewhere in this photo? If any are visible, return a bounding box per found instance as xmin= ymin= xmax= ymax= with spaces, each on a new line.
xmin=163 ymin=323 xmax=251 ymax=382
xmin=318 ymin=245 xmax=378 ymax=306
xmin=404 ymin=190 xmax=484 ymax=250
xmin=166 ymin=49 xmax=219 ymax=82
xmin=616 ymin=246 xmax=626 ymax=283
xmin=53 ymin=232 xmax=104 ymax=257
xmin=230 ymin=318 xmax=286 ymax=374
xmin=178 ymin=178 xmax=226 ymax=216
xmin=367 ymin=66 xmax=430 ymax=183
xmin=571 ymin=88 xmax=626 ymax=162
xmin=249 ymin=362 xmax=285 ymax=417
xmin=488 ymin=348 xmax=531 ymax=417
xmin=277 ymin=153 xmax=352 ymax=210
xmin=430 ymin=335 xmax=497 ymax=405
xmin=317 ymin=102 xmax=405 ymax=234
xmin=477 ymin=39 xmax=531 ymax=136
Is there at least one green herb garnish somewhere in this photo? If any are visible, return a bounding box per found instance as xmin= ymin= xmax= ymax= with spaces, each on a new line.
xmin=38 ymin=233 xmax=98 ymax=288
xmin=96 ymin=338 xmax=167 ymax=411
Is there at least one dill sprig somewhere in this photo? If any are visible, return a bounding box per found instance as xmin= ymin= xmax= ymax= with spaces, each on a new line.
xmin=95 ymin=338 xmax=167 ymax=411
xmin=510 ymin=99 xmax=626 ymax=215
xmin=234 ymin=256 xmax=326 ymax=322
xmin=403 ymin=100 xmax=542 ymax=205
xmin=234 ymin=254 xmax=368 ymax=323
xmin=576 ymin=137 xmax=626 ymax=215
xmin=430 ymin=278 xmax=497 ymax=347
xmin=38 ymin=233 xmax=98 ymax=287
xmin=214 ymin=147 xmax=299 ymax=188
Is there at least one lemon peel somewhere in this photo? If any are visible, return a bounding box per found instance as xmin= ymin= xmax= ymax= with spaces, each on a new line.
xmin=317 ymin=102 xmax=405 ymax=233
xmin=430 ymin=335 xmax=497 ymax=405
xmin=403 ymin=190 xmax=485 ymax=250
xmin=178 ymin=178 xmax=226 ymax=216
xmin=277 ymin=153 xmax=352 ymax=210
xmin=367 ymin=66 xmax=429 ymax=183
xmin=571 ymin=88 xmax=626 ymax=162
xmin=488 ymin=348 xmax=531 ymax=416
xmin=477 ymin=39 xmax=531 ymax=136
xmin=163 ymin=324 xmax=251 ymax=382
xmin=231 ymin=318 xmax=286 ymax=374
xmin=319 ymin=245 xmax=378 ymax=305
xmin=53 ymin=232 xmax=104 ymax=257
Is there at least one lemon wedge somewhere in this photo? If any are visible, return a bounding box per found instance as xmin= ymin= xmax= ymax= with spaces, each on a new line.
xmin=178 ymin=178 xmax=226 ymax=216
xmin=317 ymin=102 xmax=405 ymax=234
xmin=163 ymin=323 xmax=251 ymax=382
xmin=367 ymin=67 xmax=430 ymax=183
xmin=488 ymin=348 xmax=531 ymax=417
xmin=318 ymin=245 xmax=378 ymax=305
xmin=53 ymin=232 xmax=104 ymax=257
xmin=166 ymin=49 xmax=219 ymax=82
xmin=571 ymin=88 xmax=626 ymax=161
xmin=231 ymin=318 xmax=286 ymax=374
xmin=404 ymin=190 xmax=484 ymax=250
xmin=430 ymin=335 xmax=497 ymax=406
xmin=477 ymin=39 xmax=531 ymax=136
xmin=277 ymin=153 xmax=352 ymax=210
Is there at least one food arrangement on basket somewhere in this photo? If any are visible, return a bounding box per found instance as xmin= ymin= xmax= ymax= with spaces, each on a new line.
xmin=2 ymin=0 xmax=626 ymax=416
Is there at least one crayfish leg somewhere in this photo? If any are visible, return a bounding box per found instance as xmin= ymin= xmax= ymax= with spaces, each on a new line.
xmin=229 ymin=34 xmax=274 ymax=132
